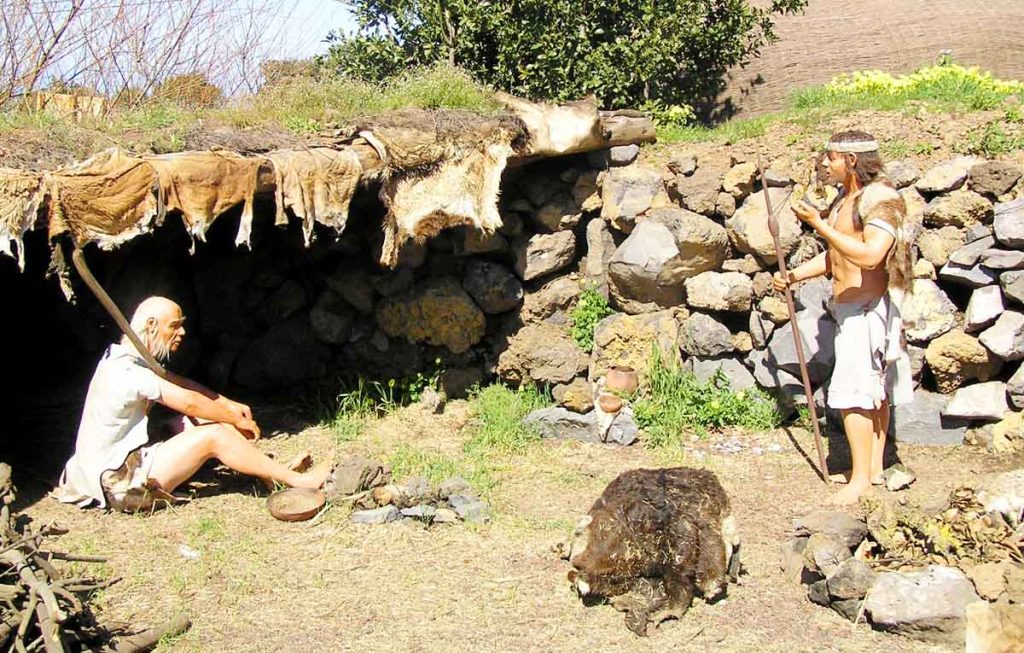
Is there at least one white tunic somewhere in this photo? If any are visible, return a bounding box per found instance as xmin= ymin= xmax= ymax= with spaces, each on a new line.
xmin=56 ymin=343 xmax=162 ymax=508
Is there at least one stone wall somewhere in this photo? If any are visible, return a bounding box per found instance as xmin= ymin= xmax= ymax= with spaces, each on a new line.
xmin=27 ymin=141 xmax=1024 ymax=445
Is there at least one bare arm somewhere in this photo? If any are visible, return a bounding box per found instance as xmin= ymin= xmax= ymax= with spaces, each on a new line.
xmin=794 ymin=201 xmax=894 ymax=269
xmin=166 ymin=371 xmax=253 ymax=421
xmin=157 ymin=378 xmax=260 ymax=438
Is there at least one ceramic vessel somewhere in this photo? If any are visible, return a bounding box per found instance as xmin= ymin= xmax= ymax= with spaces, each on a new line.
xmin=597 ymin=392 xmax=623 ymax=414
xmin=605 ymin=366 xmax=639 ymax=395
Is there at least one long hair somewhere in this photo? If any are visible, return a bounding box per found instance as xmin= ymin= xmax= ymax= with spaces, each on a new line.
xmin=828 ymin=130 xmax=915 ymax=293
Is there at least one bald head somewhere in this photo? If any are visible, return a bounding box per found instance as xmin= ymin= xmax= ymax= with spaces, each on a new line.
xmin=124 ymin=296 xmax=186 ymax=361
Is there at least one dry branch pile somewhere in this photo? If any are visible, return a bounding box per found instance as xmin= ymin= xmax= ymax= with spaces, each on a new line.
xmin=0 ymin=463 xmax=189 ymax=653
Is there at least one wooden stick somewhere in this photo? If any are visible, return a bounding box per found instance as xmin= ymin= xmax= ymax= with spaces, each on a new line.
xmin=31 ymin=600 xmax=62 ymax=653
xmin=111 ymin=614 xmax=191 ymax=653
xmin=15 ymin=590 xmax=39 ymax=653
xmin=70 ymin=247 xmax=167 ymax=380
xmin=757 ymin=159 xmax=830 ymax=484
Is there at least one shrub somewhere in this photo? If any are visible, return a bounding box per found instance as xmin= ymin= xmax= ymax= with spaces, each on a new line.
xmin=569 ymin=289 xmax=614 ymax=353
xmin=152 ymin=74 xmax=222 ymax=109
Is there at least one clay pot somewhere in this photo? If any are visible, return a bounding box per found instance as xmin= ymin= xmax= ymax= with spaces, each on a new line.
xmin=605 ymin=366 xmax=639 ymax=395
xmin=597 ymin=392 xmax=623 ymax=414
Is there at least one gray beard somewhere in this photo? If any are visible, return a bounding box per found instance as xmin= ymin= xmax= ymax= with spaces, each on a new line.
xmin=149 ymin=336 xmax=172 ymax=363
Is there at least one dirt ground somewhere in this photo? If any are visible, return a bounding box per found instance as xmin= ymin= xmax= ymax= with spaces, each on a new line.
xmin=15 ymin=401 xmax=1023 ymax=653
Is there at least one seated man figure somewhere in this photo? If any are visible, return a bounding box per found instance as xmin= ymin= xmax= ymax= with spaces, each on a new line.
xmin=56 ymin=296 xmax=329 ymax=512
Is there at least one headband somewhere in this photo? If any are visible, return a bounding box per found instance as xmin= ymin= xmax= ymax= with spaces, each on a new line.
xmin=825 ymin=139 xmax=879 ymax=153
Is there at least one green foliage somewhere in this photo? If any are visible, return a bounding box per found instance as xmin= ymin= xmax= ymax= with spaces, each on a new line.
xmin=790 ymin=62 xmax=1024 ymax=114
xmin=569 ymin=289 xmax=614 ymax=353
xmin=463 ymin=383 xmax=550 ymax=455
xmin=324 ymin=0 xmax=808 ymax=110
xmin=632 ymin=347 xmax=783 ymax=448
xmin=958 ymin=120 xmax=1024 ymax=157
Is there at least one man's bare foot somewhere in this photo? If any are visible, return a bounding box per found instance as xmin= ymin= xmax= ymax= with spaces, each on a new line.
xmin=292 ymin=459 xmax=333 ymax=490
xmin=829 ymin=471 xmax=884 ymax=486
xmin=828 ymin=480 xmax=872 ymax=506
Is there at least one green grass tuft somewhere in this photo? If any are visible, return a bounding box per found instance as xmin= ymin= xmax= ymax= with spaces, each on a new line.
xmin=632 ymin=348 xmax=783 ymax=448
xmin=463 ymin=383 xmax=550 ymax=455
xmin=569 ymin=288 xmax=614 ymax=353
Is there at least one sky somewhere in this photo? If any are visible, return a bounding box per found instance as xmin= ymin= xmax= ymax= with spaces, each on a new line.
xmin=274 ymin=0 xmax=357 ymax=59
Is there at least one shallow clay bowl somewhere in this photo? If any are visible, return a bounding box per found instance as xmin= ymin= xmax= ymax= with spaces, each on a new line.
xmin=267 ymin=488 xmax=326 ymax=522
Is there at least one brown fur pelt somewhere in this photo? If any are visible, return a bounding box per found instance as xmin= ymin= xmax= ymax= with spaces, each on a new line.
xmin=567 ymin=467 xmax=740 ymax=637
xmin=857 ymin=181 xmax=914 ymax=293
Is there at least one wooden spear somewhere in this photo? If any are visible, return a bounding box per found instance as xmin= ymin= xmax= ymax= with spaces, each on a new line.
xmin=757 ymin=160 xmax=830 ymax=484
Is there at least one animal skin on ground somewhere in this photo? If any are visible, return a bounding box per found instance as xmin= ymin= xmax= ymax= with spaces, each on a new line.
xmin=566 ymin=467 xmax=740 ymax=636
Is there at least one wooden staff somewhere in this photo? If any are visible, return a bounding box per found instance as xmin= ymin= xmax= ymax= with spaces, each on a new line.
xmin=757 ymin=160 xmax=830 ymax=484
xmin=70 ymin=246 xmax=168 ymax=380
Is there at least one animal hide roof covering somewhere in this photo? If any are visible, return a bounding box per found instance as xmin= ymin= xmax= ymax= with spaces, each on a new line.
xmin=0 ymin=96 xmax=616 ymax=279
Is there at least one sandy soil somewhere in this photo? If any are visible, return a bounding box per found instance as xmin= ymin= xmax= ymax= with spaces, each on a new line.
xmin=15 ymin=401 xmax=1022 ymax=653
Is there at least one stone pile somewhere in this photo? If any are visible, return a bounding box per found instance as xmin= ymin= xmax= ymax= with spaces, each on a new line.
xmin=323 ymin=456 xmax=489 ymax=525
xmin=782 ymin=474 xmax=1024 ymax=645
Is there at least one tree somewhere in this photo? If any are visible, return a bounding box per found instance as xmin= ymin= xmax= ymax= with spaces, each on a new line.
xmin=321 ymin=0 xmax=808 ymax=114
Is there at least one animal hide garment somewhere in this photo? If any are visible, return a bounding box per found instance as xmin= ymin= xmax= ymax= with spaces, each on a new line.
xmin=267 ymin=147 xmax=362 ymax=246
xmin=0 ymin=168 xmax=46 ymax=270
xmin=145 ymin=151 xmax=263 ymax=249
xmin=48 ymin=148 xmax=163 ymax=249
xmin=379 ymin=140 xmax=513 ymax=267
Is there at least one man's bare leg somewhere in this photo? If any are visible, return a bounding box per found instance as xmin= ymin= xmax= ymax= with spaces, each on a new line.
xmin=147 ymin=423 xmax=330 ymax=494
xmin=830 ymin=408 xmax=875 ymax=505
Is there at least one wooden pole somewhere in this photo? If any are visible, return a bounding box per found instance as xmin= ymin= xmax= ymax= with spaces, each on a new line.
xmin=757 ymin=160 xmax=831 ymax=484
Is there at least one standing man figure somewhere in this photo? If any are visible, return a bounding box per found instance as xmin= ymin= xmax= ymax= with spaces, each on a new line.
xmin=774 ymin=131 xmax=914 ymax=505
xmin=57 ymin=296 xmax=330 ymax=512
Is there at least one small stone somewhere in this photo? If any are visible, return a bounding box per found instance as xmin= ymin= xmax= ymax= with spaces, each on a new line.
xmin=553 ymin=378 xmax=594 ymax=413
xmin=684 ymin=271 xmax=753 ymax=312
xmin=749 ymin=311 xmax=775 ymax=349
xmin=606 ymin=406 xmax=640 ymax=446
xmin=994 ymin=197 xmax=1024 ymax=247
xmin=807 ymin=579 xmax=830 ymax=606
xmin=882 ymin=463 xmax=917 ymax=492
xmin=608 ymin=144 xmax=640 ymax=166
xmin=731 ymin=331 xmax=753 ymax=353
xmin=402 ymin=476 xmax=432 ymax=502
xmin=523 ymin=407 xmax=601 ymax=443
xmin=721 ymin=255 xmax=763 ymax=274
xmin=419 ymin=387 xmax=445 ymax=414
xmin=938 ymin=261 xmax=999 ymax=288
xmin=437 ymin=476 xmax=474 ymax=500
xmin=913 ymin=259 xmax=936 ymax=279
xmin=885 ymin=160 xmax=921 ymax=189
xmin=902 ymin=279 xmax=958 ymax=344
xmin=679 ymin=312 xmax=734 ymax=357
xmin=917 ymin=226 xmax=965 ymax=267
xmin=916 ymin=156 xmax=978 ymax=194
xmin=600 ymin=165 xmax=663 ymax=232
xmin=1008 ymin=365 xmax=1024 ymax=409
xmin=752 ymin=271 xmax=773 ymax=299
xmin=942 ymin=381 xmax=1010 ymax=421
xmin=400 ymin=504 xmax=437 ymax=522
xmin=969 ymin=160 xmax=1023 ymax=196
xmin=673 ymin=157 xmax=728 ymax=216
xmin=965 ymin=285 xmax=1004 ymax=332
xmin=864 ymin=565 xmax=980 ymax=645
xmin=351 ymin=506 xmax=400 ymax=524
xmin=1003 ymin=270 xmax=1024 ymax=305
xmin=793 ymin=511 xmax=869 ymax=549
xmin=980 ymin=248 xmax=1024 ymax=270
xmin=434 ymin=508 xmax=459 ymax=523
xmin=948 ymin=235 xmax=996 ymax=266
xmin=893 ymin=390 xmax=969 ymax=445
xmin=727 ymin=188 xmax=802 ymax=264
xmin=967 ymin=561 xmax=1012 ymax=600
xmin=802 ymin=532 xmax=852 ymax=577
xmin=463 ymin=260 xmax=523 ymax=314
xmin=514 ymin=231 xmax=576 ymax=282
xmin=686 ymin=357 xmax=756 ymax=391
xmin=924 ymin=189 xmax=993 ymax=228
xmin=780 ymin=537 xmax=809 ymax=584
xmin=462 ymin=228 xmax=508 ymax=254
xmin=924 ymin=329 xmax=1003 ymax=392
xmin=453 ymin=499 xmax=490 ymax=523
xmin=534 ymin=193 xmax=582 ymax=232
xmin=965 ymin=602 xmax=1024 ymax=652
xmin=979 ymin=311 xmax=1024 ymax=360
xmin=715 ymin=192 xmax=737 ymax=218
xmin=722 ymin=161 xmax=757 ymax=200
xmin=764 ymin=168 xmax=793 ymax=187
xmin=827 ymin=558 xmax=877 ymax=600
xmin=760 ymin=296 xmax=790 ymax=324
xmin=667 ymin=153 xmax=697 ymax=176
